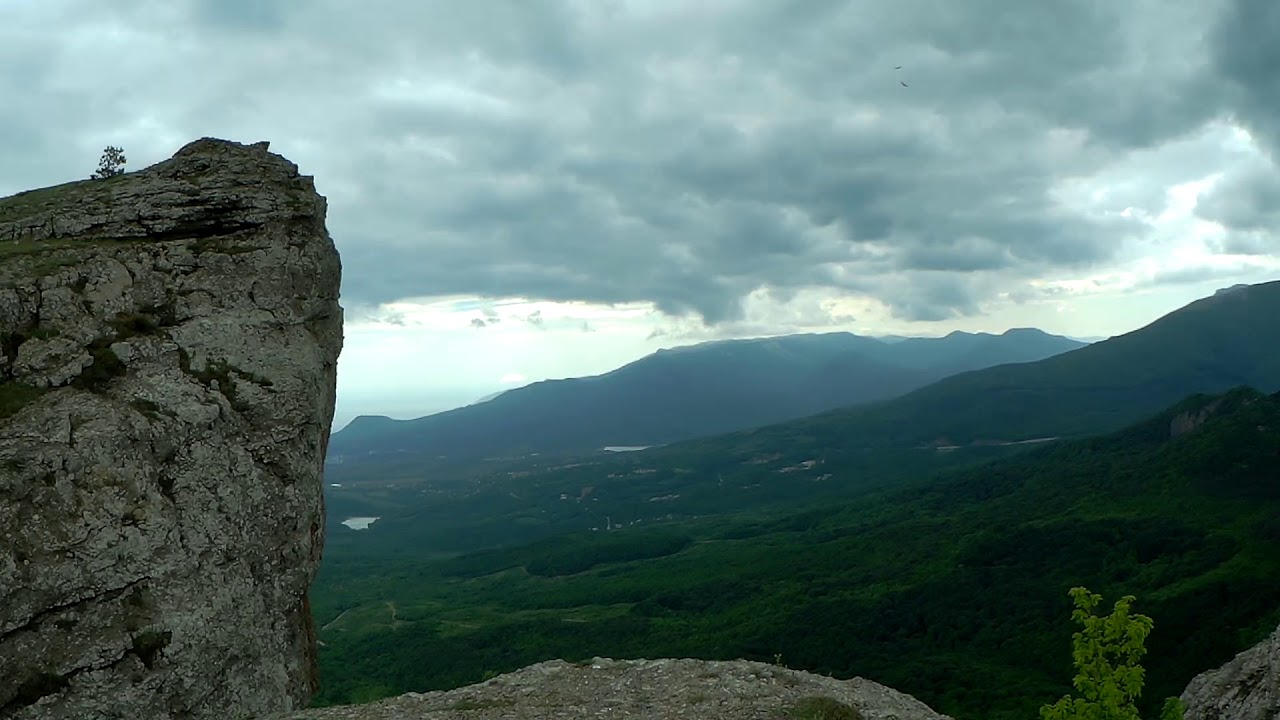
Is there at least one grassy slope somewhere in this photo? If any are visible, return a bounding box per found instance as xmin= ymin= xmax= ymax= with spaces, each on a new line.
xmin=0 ymin=170 xmax=135 ymax=231
xmin=311 ymin=387 xmax=1280 ymax=720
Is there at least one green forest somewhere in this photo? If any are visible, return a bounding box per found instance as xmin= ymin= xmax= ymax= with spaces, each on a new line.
xmin=309 ymin=387 xmax=1280 ymax=720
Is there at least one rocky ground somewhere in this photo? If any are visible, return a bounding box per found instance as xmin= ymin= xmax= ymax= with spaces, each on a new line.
xmin=266 ymin=657 xmax=951 ymax=720
xmin=1180 ymin=622 xmax=1279 ymax=720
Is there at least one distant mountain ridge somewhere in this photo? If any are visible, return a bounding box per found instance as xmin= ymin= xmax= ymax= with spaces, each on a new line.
xmin=663 ymin=279 xmax=1280 ymax=459
xmin=470 ymin=389 xmax=508 ymax=405
xmin=329 ymin=327 xmax=1085 ymax=461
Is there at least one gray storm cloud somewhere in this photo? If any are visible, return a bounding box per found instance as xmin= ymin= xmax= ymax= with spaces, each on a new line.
xmin=1 ymin=0 xmax=1276 ymax=324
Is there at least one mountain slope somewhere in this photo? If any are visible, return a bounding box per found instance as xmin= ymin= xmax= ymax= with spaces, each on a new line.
xmin=329 ymin=329 xmax=1084 ymax=461
xmin=666 ymin=280 xmax=1280 ymax=458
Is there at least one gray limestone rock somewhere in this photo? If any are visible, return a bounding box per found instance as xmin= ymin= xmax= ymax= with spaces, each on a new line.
xmin=1181 ymin=622 xmax=1280 ymax=720
xmin=265 ymin=657 xmax=953 ymax=720
xmin=0 ymin=138 xmax=343 ymax=720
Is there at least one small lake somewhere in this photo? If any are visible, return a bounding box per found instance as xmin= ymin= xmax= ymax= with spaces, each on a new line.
xmin=341 ymin=516 xmax=380 ymax=531
xmin=603 ymin=445 xmax=651 ymax=452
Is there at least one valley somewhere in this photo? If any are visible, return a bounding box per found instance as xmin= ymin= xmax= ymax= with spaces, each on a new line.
xmin=311 ymin=281 xmax=1280 ymax=720
xmin=312 ymin=387 xmax=1280 ymax=720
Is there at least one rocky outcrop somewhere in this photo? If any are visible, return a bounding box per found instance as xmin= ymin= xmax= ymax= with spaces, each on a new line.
xmin=1168 ymin=388 xmax=1267 ymax=438
xmin=1181 ymin=622 xmax=1280 ymax=720
xmin=266 ymin=657 xmax=951 ymax=720
xmin=0 ymin=138 xmax=342 ymax=719
xmin=1170 ymin=397 xmax=1229 ymax=437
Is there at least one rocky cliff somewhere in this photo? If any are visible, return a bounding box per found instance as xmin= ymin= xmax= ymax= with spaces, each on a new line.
xmin=0 ymin=138 xmax=343 ymax=719
xmin=1181 ymin=621 xmax=1280 ymax=720
xmin=267 ymin=657 xmax=952 ymax=720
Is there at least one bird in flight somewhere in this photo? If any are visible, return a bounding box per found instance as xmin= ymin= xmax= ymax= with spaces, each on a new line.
xmin=895 ymin=65 xmax=902 ymax=69
xmin=900 ymin=80 xmax=908 ymax=87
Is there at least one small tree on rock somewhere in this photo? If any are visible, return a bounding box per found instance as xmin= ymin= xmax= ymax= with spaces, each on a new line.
xmin=90 ymin=146 xmax=127 ymax=179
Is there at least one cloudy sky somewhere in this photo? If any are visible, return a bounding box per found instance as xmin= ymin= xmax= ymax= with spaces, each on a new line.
xmin=3 ymin=0 xmax=1278 ymax=429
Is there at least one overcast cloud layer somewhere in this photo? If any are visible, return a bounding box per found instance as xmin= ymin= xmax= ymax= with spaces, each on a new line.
xmin=2 ymin=0 xmax=1278 ymax=327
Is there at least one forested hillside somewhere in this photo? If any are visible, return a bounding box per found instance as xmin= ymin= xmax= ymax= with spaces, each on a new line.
xmin=311 ymin=387 xmax=1280 ymax=720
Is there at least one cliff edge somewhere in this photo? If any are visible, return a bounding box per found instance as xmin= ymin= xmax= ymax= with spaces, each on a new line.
xmin=0 ymin=138 xmax=343 ymax=719
xmin=1181 ymin=621 xmax=1280 ymax=720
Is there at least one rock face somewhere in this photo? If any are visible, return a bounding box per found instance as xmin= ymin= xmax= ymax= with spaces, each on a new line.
xmin=1181 ymin=622 xmax=1280 ymax=720
xmin=0 ymin=139 xmax=343 ymax=719
xmin=265 ymin=657 xmax=953 ymax=720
